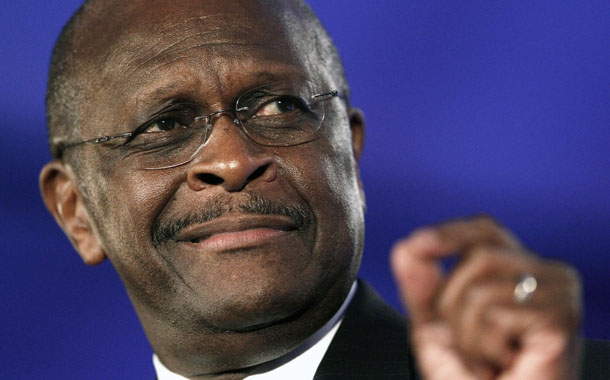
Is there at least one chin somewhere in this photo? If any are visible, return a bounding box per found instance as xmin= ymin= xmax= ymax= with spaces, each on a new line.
xmin=189 ymin=274 xmax=319 ymax=332
xmin=143 ymin=223 xmax=358 ymax=333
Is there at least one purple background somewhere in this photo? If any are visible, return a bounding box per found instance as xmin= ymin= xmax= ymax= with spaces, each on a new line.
xmin=2 ymin=1 xmax=609 ymax=378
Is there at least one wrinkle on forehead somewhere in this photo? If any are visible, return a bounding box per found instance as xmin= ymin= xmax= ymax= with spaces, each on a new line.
xmin=125 ymin=40 xmax=292 ymax=79
xmin=155 ymin=14 xmax=229 ymax=35
xmin=92 ymin=7 xmax=301 ymax=86
xmin=111 ymin=18 xmax=277 ymax=69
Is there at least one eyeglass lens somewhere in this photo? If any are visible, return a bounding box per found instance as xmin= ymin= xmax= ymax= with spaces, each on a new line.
xmin=130 ymin=82 xmax=331 ymax=170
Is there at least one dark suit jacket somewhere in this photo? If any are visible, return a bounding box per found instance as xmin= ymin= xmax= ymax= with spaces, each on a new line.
xmin=314 ymin=280 xmax=610 ymax=380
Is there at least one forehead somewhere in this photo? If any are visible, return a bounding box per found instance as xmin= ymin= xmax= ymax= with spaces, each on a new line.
xmin=78 ymin=0 xmax=321 ymax=112
xmin=84 ymin=0 xmax=303 ymax=52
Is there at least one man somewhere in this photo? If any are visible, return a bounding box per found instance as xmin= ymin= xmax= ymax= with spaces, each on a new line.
xmin=39 ymin=0 xmax=608 ymax=379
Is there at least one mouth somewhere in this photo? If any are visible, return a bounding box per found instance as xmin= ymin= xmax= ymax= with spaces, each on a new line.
xmin=173 ymin=214 xmax=299 ymax=251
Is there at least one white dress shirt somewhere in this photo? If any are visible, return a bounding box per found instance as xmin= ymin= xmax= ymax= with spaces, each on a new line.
xmin=154 ymin=282 xmax=357 ymax=380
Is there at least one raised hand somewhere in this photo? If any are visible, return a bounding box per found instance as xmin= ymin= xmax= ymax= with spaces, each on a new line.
xmin=391 ymin=216 xmax=581 ymax=380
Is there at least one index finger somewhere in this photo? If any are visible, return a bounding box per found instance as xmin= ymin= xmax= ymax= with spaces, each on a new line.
xmin=391 ymin=216 xmax=523 ymax=324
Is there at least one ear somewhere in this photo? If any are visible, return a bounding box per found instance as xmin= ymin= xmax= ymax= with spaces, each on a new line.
xmin=39 ymin=160 xmax=106 ymax=265
xmin=348 ymin=107 xmax=366 ymax=211
xmin=348 ymin=107 xmax=365 ymax=162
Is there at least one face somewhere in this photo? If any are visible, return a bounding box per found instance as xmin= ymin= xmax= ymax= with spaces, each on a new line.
xmin=44 ymin=0 xmax=365 ymax=366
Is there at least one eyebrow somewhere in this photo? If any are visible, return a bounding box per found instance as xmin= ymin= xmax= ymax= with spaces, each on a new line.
xmin=136 ymin=69 xmax=307 ymax=105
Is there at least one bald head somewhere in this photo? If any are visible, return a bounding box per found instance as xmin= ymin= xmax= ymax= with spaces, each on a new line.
xmin=46 ymin=0 xmax=349 ymax=160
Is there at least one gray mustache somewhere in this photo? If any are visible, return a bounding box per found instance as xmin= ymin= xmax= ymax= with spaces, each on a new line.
xmin=152 ymin=194 xmax=313 ymax=247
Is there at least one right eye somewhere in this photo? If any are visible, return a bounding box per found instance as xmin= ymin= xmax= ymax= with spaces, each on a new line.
xmin=120 ymin=107 xmax=200 ymax=151
xmin=144 ymin=118 xmax=185 ymax=132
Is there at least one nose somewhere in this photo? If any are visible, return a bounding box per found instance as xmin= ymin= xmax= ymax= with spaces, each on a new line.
xmin=186 ymin=115 xmax=277 ymax=192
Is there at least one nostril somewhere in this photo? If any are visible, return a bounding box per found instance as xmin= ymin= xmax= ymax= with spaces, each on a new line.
xmin=247 ymin=164 xmax=269 ymax=182
xmin=198 ymin=173 xmax=224 ymax=185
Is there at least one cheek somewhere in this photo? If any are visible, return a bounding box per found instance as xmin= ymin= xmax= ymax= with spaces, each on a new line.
xmin=319 ymin=142 xmax=365 ymax=244
xmin=110 ymin=172 xmax=171 ymax=238
xmin=288 ymin=127 xmax=365 ymax=277
xmin=95 ymin=169 xmax=183 ymax=292
xmin=318 ymin=115 xmax=365 ymax=228
xmin=322 ymin=152 xmax=364 ymax=283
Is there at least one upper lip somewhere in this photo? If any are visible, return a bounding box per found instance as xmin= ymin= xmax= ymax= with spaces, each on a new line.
xmin=173 ymin=214 xmax=299 ymax=243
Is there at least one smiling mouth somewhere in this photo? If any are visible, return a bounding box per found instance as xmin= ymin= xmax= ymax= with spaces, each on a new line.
xmin=173 ymin=214 xmax=298 ymax=251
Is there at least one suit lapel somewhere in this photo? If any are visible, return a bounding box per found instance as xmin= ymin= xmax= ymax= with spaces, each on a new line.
xmin=314 ymin=280 xmax=420 ymax=379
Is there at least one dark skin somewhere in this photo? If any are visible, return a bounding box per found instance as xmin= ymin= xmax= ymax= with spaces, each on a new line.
xmin=40 ymin=1 xmax=581 ymax=379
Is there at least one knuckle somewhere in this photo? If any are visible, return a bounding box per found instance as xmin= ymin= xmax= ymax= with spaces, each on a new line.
xmin=393 ymin=227 xmax=437 ymax=252
xmin=536 ymin=260 xmax=583 ymax=327
xmin=390 ymin=238 xmax=413 ymax=259
xmin=470 ymin=214 xmax=521 ymax=248
xmin=560 ymin=263 xmax=582 ymax=286
xmin=410 ymin=226 xmax=437 ymax=240
xmin=389 ymin=242 xmax=407 ymax=267
xmin=470 ymin=213 xmax=498 ymax=226
xmin=466 ymin=286 xmax=492 ymax=309
xmin=390 ymin=239 xmax=407 ymax=254
xmin=467 ymin=247 xmax=503 ymax=273
xmin=554 ymin=263 xmax=583 ymax=318
xmin=470 ymin=215 xmax=504 ymax=237
xmin=543 ymin=260 xmax=582 ymax=288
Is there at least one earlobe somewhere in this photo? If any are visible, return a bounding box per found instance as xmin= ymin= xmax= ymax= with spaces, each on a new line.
xmin=39 ymin=161 xmax=106 ymax=265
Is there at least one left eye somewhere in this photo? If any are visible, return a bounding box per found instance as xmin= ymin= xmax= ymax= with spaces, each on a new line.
xmin=255 ymin=97 xmax=303 ymax=117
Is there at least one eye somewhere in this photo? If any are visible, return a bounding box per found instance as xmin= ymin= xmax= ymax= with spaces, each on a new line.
xmin=144 ymin=118 xmax=184 ymax=132
xmin=254 ymin=96 xmax=305 ymax=117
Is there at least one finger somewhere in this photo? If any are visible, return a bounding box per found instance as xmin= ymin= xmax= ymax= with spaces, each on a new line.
xmin=391 ymin=229 xmax=446 ymax=323
xmin=453 ymin=282 xmax=550 ymax=368
xmin=438 ymin=246 xmax=537 ymax=322
xmin=439 ymin=254 xmax=581 ymax=336
xmin=443 ymin=267 xmax=580 ymax=371
xmin=434 ymin=215 xmax=523 ymax=252
xmin=487 ymin=307 xmax=581 ymax=380
xmin=409 ymin=323 xmax=479 ymax=380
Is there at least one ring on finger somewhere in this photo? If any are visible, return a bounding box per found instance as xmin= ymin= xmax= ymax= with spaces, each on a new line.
xmin=513 ymin=274 xmax=537 ymax=304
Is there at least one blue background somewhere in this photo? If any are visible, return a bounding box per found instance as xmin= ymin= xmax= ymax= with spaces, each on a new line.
xmin=2 ymin=1 xmax=609 ymax=378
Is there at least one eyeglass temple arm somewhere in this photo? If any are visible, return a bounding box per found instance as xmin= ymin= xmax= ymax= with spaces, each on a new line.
xmin=311 ymin=90 xmax=339 ymax=100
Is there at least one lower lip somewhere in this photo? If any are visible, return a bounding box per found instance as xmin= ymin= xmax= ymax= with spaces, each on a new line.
xmin=191 ymin=228 xmax=290 ymax=251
